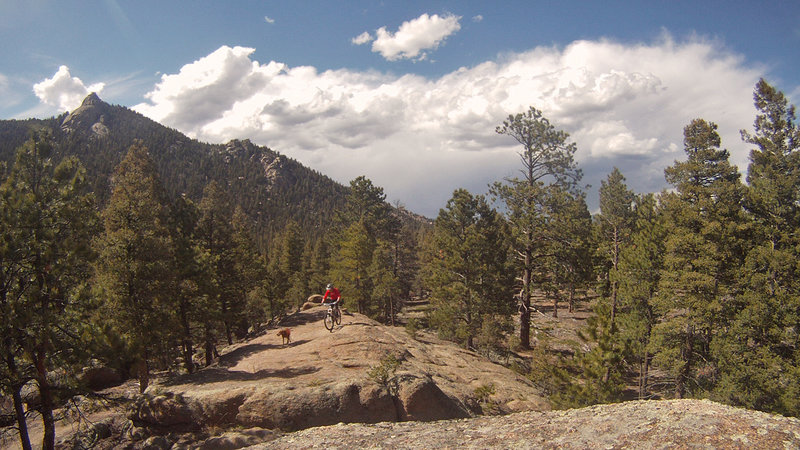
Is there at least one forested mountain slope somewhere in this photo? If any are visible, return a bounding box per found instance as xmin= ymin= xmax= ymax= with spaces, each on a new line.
xmin=0 ymin=93 xmax=348 ymax=243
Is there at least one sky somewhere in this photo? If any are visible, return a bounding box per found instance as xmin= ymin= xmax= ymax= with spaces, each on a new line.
xmin=2 ymin=1 xmax=799 ymax=217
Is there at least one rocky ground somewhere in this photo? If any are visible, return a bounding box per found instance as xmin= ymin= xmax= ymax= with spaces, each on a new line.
xmin=4 ymin=301 xmax=800 ymax=449
xmin=249 ymin=399 xmax=800 ymax=449
xmin=2 ymin=304 xmax=546 ymax=449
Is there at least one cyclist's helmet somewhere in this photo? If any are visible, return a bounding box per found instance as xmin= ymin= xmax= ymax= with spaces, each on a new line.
xmin=326 ymin=283 xmax=333 ymax=290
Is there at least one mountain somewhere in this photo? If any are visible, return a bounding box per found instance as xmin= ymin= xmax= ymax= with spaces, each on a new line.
xmin=0 ymin=94 xmax=349 ymax=242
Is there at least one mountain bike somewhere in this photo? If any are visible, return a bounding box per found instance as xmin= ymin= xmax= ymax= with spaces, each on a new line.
xmin=323 ymin=300 xmax=342 ymax=331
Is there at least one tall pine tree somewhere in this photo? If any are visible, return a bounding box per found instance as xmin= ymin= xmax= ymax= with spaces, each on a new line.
xmin=652 ymin=119 xmax=746 ymax=398
xmin=94 ymin=142 xmax=175 ymax=393
xmin=492 ymin=106 xmax=583 ymax=349
xmin=713 ymin=79 xmax=800 ymax=415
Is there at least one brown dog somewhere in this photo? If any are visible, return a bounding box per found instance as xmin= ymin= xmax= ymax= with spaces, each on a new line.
xmin=277 ymin=328 xmax=291 ymax=345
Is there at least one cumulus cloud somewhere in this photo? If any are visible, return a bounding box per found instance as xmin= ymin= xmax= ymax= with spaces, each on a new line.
xmin=472 ymin=15 xmax=483 ymax=23
xmin=33 ymin=65 xmax=105 ymax=112
xmin=370 ymin=13 xmax=461 ymax=61
xmin=351 ymin=31 xmax=373 ymax=45
xmin=133 ymin=35 xmax=762 ymax=216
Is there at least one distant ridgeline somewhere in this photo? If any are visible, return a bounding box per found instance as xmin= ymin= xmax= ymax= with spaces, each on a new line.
xmin=0 ymin=93 xmax=349 ymax=244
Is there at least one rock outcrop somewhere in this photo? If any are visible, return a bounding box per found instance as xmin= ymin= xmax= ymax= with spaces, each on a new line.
xmin=60 ymin=92 xmax=110 ymax=136
xmin=151 ymin=308 xmax=547 ymax=433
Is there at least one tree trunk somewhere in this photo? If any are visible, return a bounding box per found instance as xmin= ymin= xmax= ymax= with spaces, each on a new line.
xmin=204 ymin=325 xmax=214 ymax=367
xmin=11 ymin=384 xmax=32 ymax=450
xmin=6 ymin=353 xmax=32 ymax=450
xmin=134 ymin=355 xmax=149 ymax=394
xmin=676 ymin=323 xmax=694 ymax=399
xmin=610 ymin=226 xmax=619 ymax=330
xmin=222 ymin=298 xmax=233 ymax=345
xmin=639 ymin=348 xmax=650 ymax=400
xmin=180 ymin=301 xmax=194 ymax=374
xmin=610 ymin=280 xmax=618 ymax=330
xmin=35 ymin=350 xmax=55 ymax=450
xmin=552 ymin=292 xmax=558 ymax=318
xmin=519 ymin=249 xmax=532 ymax=350
xmin=568 ymin=285 xmax=575 ymax=313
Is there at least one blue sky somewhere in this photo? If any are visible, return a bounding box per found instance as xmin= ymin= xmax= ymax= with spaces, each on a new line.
xmin=2 ymin=1 xmax=799 ymax=216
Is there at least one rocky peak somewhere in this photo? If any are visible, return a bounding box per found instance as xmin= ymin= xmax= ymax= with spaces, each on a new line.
xmin=81 ymin=92 xmax=103 ymax=107
xmin=61 ymin=92 xmax=110 ymax=136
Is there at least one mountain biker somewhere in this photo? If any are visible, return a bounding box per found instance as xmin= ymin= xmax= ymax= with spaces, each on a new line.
xmin=322 ymin=283 xmax=341 ymax=312
xmin=322 ymin=283 xmax=340 ymax=303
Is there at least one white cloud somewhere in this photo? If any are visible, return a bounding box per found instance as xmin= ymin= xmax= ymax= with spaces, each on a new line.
xmin=370 ymin=13 xmax=461 ymax=61
xmin=472 ymin=15 xmax=483 ymax=23
xmin=264 ymin=16 xmax=275 ymax=24
xmin=133 ymin=35 xmax=763 ymax=217
xmin=351 ymin=31 xmax=373 ymax=45
xmin=33 ymin=65 xmax=105 ymax=112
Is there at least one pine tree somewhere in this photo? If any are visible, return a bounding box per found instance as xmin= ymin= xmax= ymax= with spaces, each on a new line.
xmin=94 ymin=142 xmax=175 ymax=393
xmin=369 ymin=241 xmax=403 ymax=324
xmin=542 ymin=186 xmax=593 ymax=318
xmin=196 ymin=181 xmax=239 ymax=354
xmin=596 ymin=168 xmax=636 ymax=327
xmin=332 ymin=220 xmax=375 ymax=315
xmin=425 ymin=189 xmax=514 ymax=349
xmin=491 ymin=106 xmax=583 ymax=349
xmin=330 ymin=176 xmax=400 ymax=317
xmin=0 ymin=131 xmax=97 ymax=450
xmin=170 ymin=194 xmax=202 ymax=374
xmin=713 ymin=79 xmax=800 ymax=415
xmin=617 ymin=194 xmax=666 ymax=399
xmin=230 ymin=206 xmax=263 ymax=337
xmin=651 ymin=119 xmax=746 ymax=398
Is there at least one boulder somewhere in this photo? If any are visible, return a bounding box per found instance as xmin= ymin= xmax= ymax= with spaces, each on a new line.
xmin=397 ymin=375 xmax=471 ymax=421
xmin=236 ymin=381 xmax=396 ymax=430
xmin=128 ymin=392 xmax=198 ymax=431
xmin=81 ymin=366 xmax=122 ymax=391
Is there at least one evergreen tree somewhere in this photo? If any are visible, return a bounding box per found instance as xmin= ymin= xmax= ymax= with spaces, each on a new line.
xmin=555 ymin=299 xmax=628 ymax=408
xmin=491 ymin=106 xmax=583 ymax=349
xmin=616 ymin=194 xmax=666 ymax=398
xmin=332 ymin=220 xmax=375 ymax=315
xmin=339 ymin=176 xmax=400 ymax=241
xmin=0 ymin=132 xmax=97 ymax=450
xmin=169 ymin=194 xmax=202 ymax=374
xmin=308 ymin=238 xmax=332 ymax=294
xmin=596 ymin=168 xmax=636 ymax=327
xmin=331 ymin=176 xmax=401 ymax=317
xmin=369 ymin=241 xmax=403 ymax=324
xmin=542 ymin=186 xmax=593 ymax=318
xmin=196 ymin=181 xmax=239 ymax=354
xmin=425 ymin=189 xmax=514 ymax=349
xmin=651 ymin=119 xmax=746 ymax=398
xmin=713 ymin=79 xmax=800 ymax=415
xmin=94 ymin=141 xmax=174 ymax=393
xmin=230 ymin=206 xmax=263 ymax=337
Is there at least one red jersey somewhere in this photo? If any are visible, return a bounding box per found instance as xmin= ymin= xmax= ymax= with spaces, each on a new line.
xmin=323 ymin=287 xmax=340 ymax=301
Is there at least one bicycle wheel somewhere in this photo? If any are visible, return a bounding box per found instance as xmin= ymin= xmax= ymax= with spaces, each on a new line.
xmin=334 ymin=308 xmax=342 ymax=325
xmin=324 ymin=311 xmax=335 ymax=331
